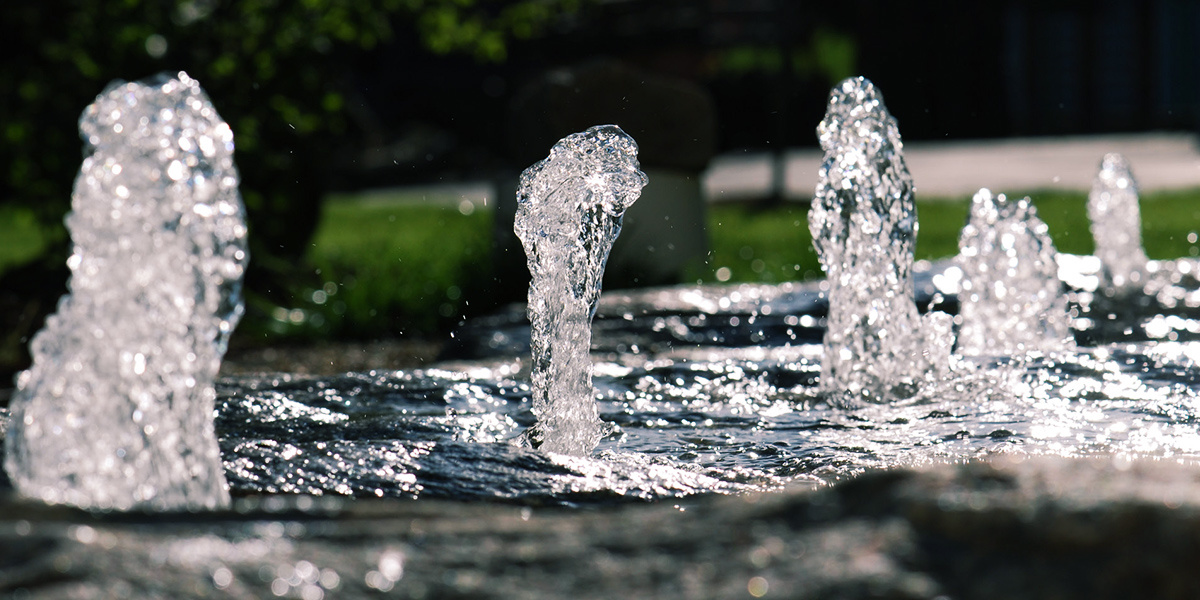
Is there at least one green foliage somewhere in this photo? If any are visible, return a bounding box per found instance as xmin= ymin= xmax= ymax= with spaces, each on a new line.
xmin=1 ymin=0 xmax=404 ymax=270
xmin=716 ymin=28 xmax=858 ymax=86
xmin=0 ymin=0 xmax=581 ymax=271
xmin=0 ymin=0 xmax=586 ymax=373
xmin=1136 ymin=188 xmax=1200 ymax=259
xmin=0 ymin=206 xmax=48 ymax=275
xmin=795 ymin=28 xmax=858 ymax=84
xmin=1017 ymin=191 xmax=1094 ymax=256
xmin=413 ymin=0 xmax=580 ymax=61
xmin=913 ymin=200 xmax=970 ymax=261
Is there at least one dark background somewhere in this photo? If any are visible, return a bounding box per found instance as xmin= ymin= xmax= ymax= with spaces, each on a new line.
xmin=1 ymin=0 xmax=1198 ymax=377
xmin=344 ymin=0 xmax=1200 ymax=187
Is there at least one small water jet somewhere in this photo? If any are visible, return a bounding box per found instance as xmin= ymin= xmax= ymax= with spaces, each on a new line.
xmin=4 ymin=72 xmax=247 ymax=510
xmin=513 ymin=124 xmax=648 ymax=455
xmin=809 ymin=77 xmax=953 ymax=402
xmin=1088 ymin=153 xmax=1149 ymax=295
xmin=956 ymin=189 xmax=1074 ymax=356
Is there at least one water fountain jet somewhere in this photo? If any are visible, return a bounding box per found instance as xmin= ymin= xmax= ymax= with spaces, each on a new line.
xmin=3 ymin=72 xmax=247 ymax=510
xmin=513 ymin=124 xmax=647 ymax=455
xmin=809 ymin=77 xmax=953 ymax=402
xmin=1089 ymin=153 xmax=1148 ymax=296
xmin=956 ymin=189 xmax=1074 ymax=356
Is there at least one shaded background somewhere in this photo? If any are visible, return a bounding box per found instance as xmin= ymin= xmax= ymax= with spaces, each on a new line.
xmin=2 ymin=0 xmax=1199 ymax=379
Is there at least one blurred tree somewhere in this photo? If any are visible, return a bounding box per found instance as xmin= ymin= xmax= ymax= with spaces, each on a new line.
xmin=0 ymin=0 xmax=581 ymax=378
xmin=412 ymin=0 xmax=580 ymax=61
xmin=1 ymin=0 xmax=579 ymax=264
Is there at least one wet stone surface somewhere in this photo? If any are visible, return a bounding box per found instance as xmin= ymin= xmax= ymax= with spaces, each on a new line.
xmin=3 ymin=456 xmax=1200 ymax=599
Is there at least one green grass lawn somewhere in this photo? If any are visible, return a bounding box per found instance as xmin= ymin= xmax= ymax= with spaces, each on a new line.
xmin=296 ymin=186 xmax=1200 ymax=340
xmin=699 ymin=197 xmax=979 ymax=285
xmin=6 ymin=187 xmax=1200 ymax=343
xmin=700 ymin=189 xmax=1200 ymax=285
xmin=296 ymin=197 xmax=492 ymax=338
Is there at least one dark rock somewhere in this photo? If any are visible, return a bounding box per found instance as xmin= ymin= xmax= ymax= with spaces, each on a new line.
xmin=506 ymin=59 xmax=717 ymax=171
xmin=489 ymin=60 xmax=718 ymax=302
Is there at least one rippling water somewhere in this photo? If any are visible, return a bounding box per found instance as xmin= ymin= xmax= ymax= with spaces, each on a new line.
xmin=209 ymin=342 xmax=1200 ymax=507
xmin=6 ymin=259 xmax=1200 ymax=506
xmin=5 ymin=258 xmax=1200 ymax=506
xmin=7 ymin=258 xmax=1200 ymax=597
xmin=181 ymin=258 xmax=1200 ymax=506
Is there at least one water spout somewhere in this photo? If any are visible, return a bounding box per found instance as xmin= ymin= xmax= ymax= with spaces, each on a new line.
xmin=956 ymin=189 xmax=1074 ymax=356
xmin=4 ymin=72 xmax=247 ymax=510
xmin=1089 ymin=153 xmax=1148 ymax=295
xmin=809 ymin=77 xmax=952 ymax=402
xmin=513 ymin=125 xmax=647 ymax=455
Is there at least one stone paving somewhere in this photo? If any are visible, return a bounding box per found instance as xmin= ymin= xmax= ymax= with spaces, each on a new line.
xmin=342 ymin=133 xmax=1200 ymax=208
xmin=704 ymin=132 xmax=1200 ymax=201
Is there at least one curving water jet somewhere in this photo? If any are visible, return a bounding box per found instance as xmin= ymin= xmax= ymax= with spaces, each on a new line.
xmin=956 ymin=189 xmax=1074 ymax=356
xmin=809 ymin=77 xmax=953 ymax=402
xmin=4 ymin=72 xmax=247 ymax=510
xmin=514 ymin=125 xmax=647 ymax=455
xmin=1088 ymin=153 xmax=1148 ymax=295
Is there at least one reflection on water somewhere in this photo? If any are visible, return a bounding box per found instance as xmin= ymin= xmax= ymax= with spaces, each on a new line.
xmin=6 ymin=258 xmax=1200 ymax=505
xmin=9 ymin=259 xmax=1200 ymax=596
xmin=206 ymin=339 xmax=1200 ymax=507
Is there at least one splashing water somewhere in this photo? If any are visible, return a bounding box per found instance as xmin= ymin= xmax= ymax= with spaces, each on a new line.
xmin=1089 ymin=153 xmax=1148 ymax=295
xmin=809 ymin=77 xmax=953 ymax=402
xmin=4 ymin=72 xmax=247 ymax=510
xmin=513 ymin=125 xmax=648 ymax=455
xmin=956 ymin=189 xmax=1074 ymax=356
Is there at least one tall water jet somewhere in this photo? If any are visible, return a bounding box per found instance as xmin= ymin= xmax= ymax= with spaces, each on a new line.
xmin=809 ymin=77 xmax=952 ymax=402
xmin=956 ymin=189 xmax=1074 ymax=356
xmin=514 ymin=125 xmax=647 ymax=455
xmin=1088 ymin=153 xmax=1148 ymax=295
xmin=4 ymin=72 xmax=247 ymax=510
